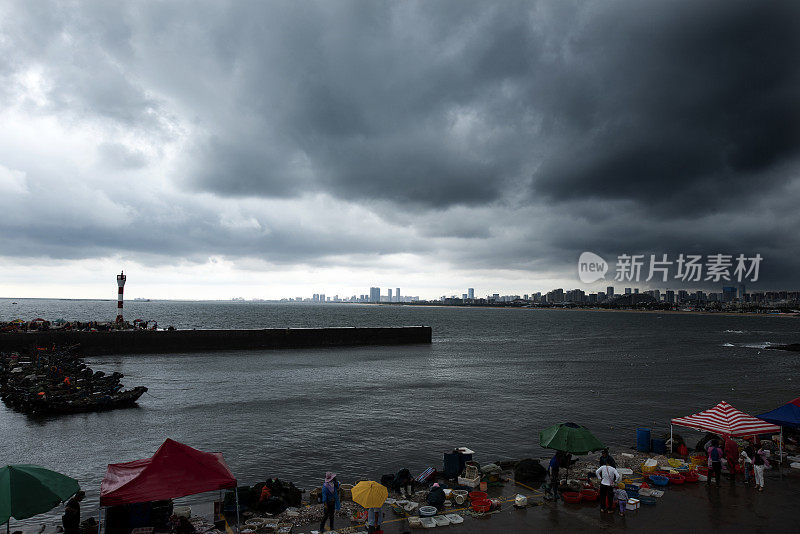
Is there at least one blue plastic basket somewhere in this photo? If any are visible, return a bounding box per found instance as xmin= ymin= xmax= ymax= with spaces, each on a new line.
xmin=648 ymin=475 xmax=669 ymax=487
xmin=625 ymin=489 xmax=639 ymax=498
xmin=639 ymin=496 xmax=657 ymax=505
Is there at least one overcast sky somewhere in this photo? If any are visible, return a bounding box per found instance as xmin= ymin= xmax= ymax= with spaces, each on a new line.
xmin=1 ymin=0 xmax=798 ymax=300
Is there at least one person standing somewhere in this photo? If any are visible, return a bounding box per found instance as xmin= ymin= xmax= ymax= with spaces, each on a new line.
xmin=706 ymin=439 xmax=723 ymax=487
xmin=319 ymin=472 xmax=340 ymax=533
xmin=367 ymin=506 xmax=384 ymax=534
xmin=613 ymin=487 xmax=628 ymax=517
xmin=62 ymin=491 xmax=85 ymax=534
xmin=599 ymin=449 xmax=617 ymax=468
xmin=753 ymin=446 xmax=770 ymax=492
xmin=740 ymin=444 xmax=755 ymax=485
xmin=596 ymin=458 xmax=621 ymax=513
xmin=723 ymin=436 xmax=739 ymax=480
xmin=548 ymin=453 xmax=561 ymax=500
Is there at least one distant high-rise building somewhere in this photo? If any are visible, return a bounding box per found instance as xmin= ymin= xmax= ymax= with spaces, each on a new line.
xmin=396 ymin=288 xmax=401 ymax=302
xmin=468 ymin=288 xmax=475 ymax=299
xmin=369 ymin=287 xmax=380 ymax=303
xmin=319 ymin=293 xmax=325 ymax=303
xmin=388 ymin=288 xmax=393 ymax=302
xmin=722 ymin=286 xmax=737 ymax=302
xmin=607 ymin=286 xmax=614 ymax=298
xmin=625 ymin=288 xmax=632 ymax=295
xmin=738 ymin=283 xmax=746 ymax=301
xmin=665 ymin=290 xmax=675 ymax=304
xmin=633 ymin=288 xmax=639 ymax=294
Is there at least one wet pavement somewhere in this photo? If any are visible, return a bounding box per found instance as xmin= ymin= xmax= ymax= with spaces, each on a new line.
xmin=292 ymin=468 xmax=800 ymax=534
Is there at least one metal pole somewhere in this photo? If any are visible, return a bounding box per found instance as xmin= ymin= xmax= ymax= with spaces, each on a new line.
xmin=234 ymin=487 xmax=241 ymax=534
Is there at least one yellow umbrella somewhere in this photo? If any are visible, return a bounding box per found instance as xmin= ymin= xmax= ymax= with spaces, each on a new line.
xmin=351 ymin=481 xmax=388 ymax=508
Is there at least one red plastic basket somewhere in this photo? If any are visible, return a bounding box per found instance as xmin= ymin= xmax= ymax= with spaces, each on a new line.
xmin=683 ymin=471 xmax=699 ymax=483
xmin=665 ymin=473 xmax=685 ymax=484
xmin=468 ymin=491 xmax=488 ymax=501
xmin=471 ymin=499 xmax=492 ymax=513
xmin=580 ymin=489 xmax=598 ymax=501
xmin=562 ymin=491 xmax=582 ymax=504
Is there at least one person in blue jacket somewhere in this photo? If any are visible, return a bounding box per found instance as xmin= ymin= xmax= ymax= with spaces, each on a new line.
xmin=319 ymin=471 xmax=340 ymax=532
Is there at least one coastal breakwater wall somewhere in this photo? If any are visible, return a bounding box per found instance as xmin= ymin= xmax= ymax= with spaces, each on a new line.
xmin=0 ymin=326 xmax=432 ymax=355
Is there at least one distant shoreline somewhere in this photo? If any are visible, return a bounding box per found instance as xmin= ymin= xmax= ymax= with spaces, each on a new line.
xmin=385 ymin=302 xmax=799 ymax=318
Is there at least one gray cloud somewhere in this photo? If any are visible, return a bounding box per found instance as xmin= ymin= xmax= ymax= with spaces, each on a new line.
xmin=0 ymin=0 xmax=798 ymax=292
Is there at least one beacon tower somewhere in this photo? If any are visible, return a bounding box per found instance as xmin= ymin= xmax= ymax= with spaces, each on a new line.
xmin=116 ymin=271 xmax=126 ymax=323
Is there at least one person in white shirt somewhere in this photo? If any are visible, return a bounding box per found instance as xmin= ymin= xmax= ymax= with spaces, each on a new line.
xmin=596 ymin=458 xmax=621 ymax=513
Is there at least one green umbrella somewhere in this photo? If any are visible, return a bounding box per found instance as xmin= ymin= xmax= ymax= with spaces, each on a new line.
xmin=539 ymin=422 xmax=605 ymax=455
xmin=0 ymin=465 xmax=80 ymax=533
xmin=540 ymin=422 xmax=605 ymax=485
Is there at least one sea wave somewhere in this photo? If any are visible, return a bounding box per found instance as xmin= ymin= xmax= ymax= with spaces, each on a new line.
xmin=742 ymin=342 xmax=774 ymax=349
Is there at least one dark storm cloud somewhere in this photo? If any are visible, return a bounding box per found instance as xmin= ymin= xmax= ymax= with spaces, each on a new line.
xmin=533 ymin=0 xmax=800 ymax=211
xmin=1 ymin=0 xmax=799 ymax=290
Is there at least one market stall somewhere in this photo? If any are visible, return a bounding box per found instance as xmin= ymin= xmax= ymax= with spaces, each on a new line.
xmin=757 ymin=397 xmax=800 ymax=428
xmin=100 ymin=439 xmax=238 ymax=533
xmin=670 ymin=401 xmax=782 ymax=462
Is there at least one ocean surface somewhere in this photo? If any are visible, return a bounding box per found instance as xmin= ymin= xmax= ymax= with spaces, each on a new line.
xmin=1 ymin=299 xmax=798 ymax=526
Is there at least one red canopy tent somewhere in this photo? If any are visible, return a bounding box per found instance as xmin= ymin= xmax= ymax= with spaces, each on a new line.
xmin=670 ymin=401 xmax=782 ymax=458
xmin=100 ymin=439 xmax=239 ymax=525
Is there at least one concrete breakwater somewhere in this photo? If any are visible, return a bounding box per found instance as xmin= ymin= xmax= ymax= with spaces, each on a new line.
xmin=0 ymin=326 xmax=432 ymax=355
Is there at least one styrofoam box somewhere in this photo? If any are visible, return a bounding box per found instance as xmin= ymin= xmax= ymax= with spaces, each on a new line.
xmin=627 ymin=498 xmax=640 ymax=510
xmin=457 ymin=474 xmax=480 ymax=488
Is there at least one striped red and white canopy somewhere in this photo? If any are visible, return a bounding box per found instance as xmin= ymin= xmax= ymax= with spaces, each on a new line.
xmin=671 ymin=401 xmax=781 ymax=437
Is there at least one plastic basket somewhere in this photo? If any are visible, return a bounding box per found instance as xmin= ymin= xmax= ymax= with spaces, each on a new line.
xmin=641 ymin=463 xmax=657 ymax=474
xmin=468 ymin=491 xmax=488 ymax=501
xmin=665 ymin=473 xmax=685 ymax=485
xmin=561 ymin=492 xmax=582 ymax=504
xmin=471 ymin=499 xmax=492 ymax=513
xmin=683 ymin=471 xmax=699 ymax=483
xmin=690 ymin=456 xmax=708 ymax=467
xmin=668 ymin=459 xmax=683 ymax=468
xmin=580 ymin=489 xmax=598 ymax=501
xmin=648 ymin=475 xmax=669 ymax=486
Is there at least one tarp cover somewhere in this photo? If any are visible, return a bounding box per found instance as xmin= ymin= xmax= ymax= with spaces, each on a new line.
xmin=671 ymin=401 xmax=781 ymax=437
xmin=758 ymin=397 xmax=800 ymax=428
xmin=100 ymin=439 xmax=236 ymax=506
